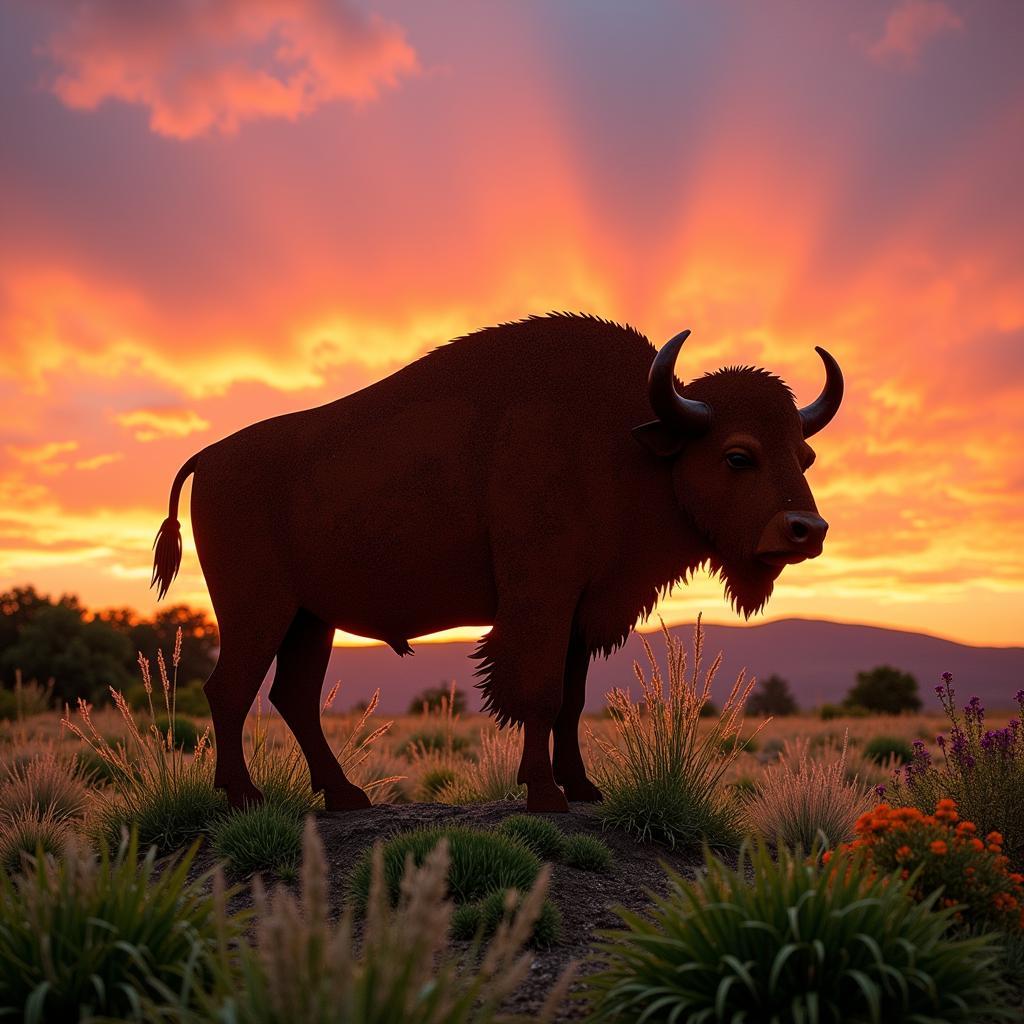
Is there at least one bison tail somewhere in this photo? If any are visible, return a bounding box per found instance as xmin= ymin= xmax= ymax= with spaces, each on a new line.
xmin=151 ymin=453 xmax=199 ymax=600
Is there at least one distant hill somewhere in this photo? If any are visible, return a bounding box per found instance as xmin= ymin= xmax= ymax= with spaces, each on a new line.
xmin=275 ymin=618 xmax=1024 ymax=715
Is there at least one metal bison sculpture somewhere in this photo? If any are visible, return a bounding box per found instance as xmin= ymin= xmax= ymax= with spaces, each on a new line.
xmin=152 ymin=313 xmax=843 ymax=812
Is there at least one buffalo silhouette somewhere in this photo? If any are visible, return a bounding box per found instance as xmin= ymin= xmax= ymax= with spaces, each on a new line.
xmin=152 ymin=313 xmax=842 ymax=812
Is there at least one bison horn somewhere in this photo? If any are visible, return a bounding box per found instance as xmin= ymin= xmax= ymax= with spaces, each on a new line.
xmin=798 ymin=347 xmax=844 ymax=437
xmin=648 ymin=329 xmax=712 ymax=436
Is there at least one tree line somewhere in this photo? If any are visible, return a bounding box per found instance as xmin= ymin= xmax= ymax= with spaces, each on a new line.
xmin=0 ymin=585 xmax=218 ymax=705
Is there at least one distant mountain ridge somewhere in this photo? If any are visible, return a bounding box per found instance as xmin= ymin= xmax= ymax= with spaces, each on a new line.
xmin=294 ymin=618 xmax=1024 ymax=715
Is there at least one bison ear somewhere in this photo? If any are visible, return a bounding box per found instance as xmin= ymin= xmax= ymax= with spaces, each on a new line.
xmin=632 ymin=421 xmax=686 ymax=458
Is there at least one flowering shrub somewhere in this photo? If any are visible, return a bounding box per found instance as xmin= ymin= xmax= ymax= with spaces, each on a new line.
xmin=885 ymin=675 xmax=1024 ymax=868
xmin=828 ymin=798 xmax=1024 ymax=934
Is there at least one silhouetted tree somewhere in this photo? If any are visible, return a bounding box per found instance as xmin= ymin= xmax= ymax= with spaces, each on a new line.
xmin=408 ymin=683 xmax=465 ymax=715
xmin=98 ymin=604 xmax=218 ymax=685
xmin=845 ymin=665 xmax=921 ymax=715
xmin=747 ymin=674 xmax=799 ymax=717
xmin=0 ymin=586 xmax=83 ymax=672
xmin=0 ymin=603 xmax=133 ymax=704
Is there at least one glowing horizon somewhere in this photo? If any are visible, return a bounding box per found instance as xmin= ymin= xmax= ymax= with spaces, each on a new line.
xmin=1 ymin=2 xmax=1022 ymax=649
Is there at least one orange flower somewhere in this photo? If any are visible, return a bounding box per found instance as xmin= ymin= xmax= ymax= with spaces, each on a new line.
xmin=969 ymin=838 xmax=985 ymax=852
xmin=986 ymin=831 xmax=1004 ymax=847
xmin=895 ymin=845 xmax=913 ymax=863
xmin=956 ymin=821 xmax=977 ymax=836
xmin=929 ymin=840 xmax=948 ymax=856
xmin=821 ymin=850 xmax=832 ymax=865
xmin=900 ymin=869 xmax=910 ymax=880
xmin=936 ymin=798 xmax=957 ymax=812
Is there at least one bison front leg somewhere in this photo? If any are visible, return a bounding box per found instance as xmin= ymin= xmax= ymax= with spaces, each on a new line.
xmin=476 ymin=608 xmax=571 ymax=813
xmin=553 ymin=635 xmax=603 ymax=802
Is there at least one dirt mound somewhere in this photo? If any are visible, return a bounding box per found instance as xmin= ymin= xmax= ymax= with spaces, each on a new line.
xmin=311 ymin=801 xmax=703 ymax=1019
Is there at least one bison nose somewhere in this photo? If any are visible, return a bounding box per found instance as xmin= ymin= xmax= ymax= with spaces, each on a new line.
xmin=783 ymin=513 xmax=828 ymax=556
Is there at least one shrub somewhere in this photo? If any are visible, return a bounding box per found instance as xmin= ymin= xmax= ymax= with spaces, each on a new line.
xmin=438 ymin=726 xmax=524 ymax=804
xmin=0 ymin=675 xmax=52 ymax=720
xmin=0 ymin=829 xmax=237 ymax=1021
xmin=0 ymin=753 xmax=91 ymax=823
xmin=584 ymin=842 xmax=1014 ymax=1023
xmin=478 ymin=889 xmax=561 ymax=947
xmin=864 ymin=733 xmax=914 ymax=764
xmin=212 ymin=803 xmax=303 ymax=877
xmin=562 ymin=833 xmax=612 ymax=873
xmin=496 ymin=814 xmax=566 ymax=860
xmin=0 ymin=807 xmax=72 ymax=874
xmin=171 ymin=680 xmax=210 ymax=717
xmin=154 ymin=713 xmax=201 ymax=752
xmin=887 ymin=676 xmax=1024 ymax=869
xmin=418 ymin=765 xmax=458 ymax=801
xmin=347 ymin=825 xmax=540 ymax=911
xmin=846 ymin=664 xmax=921 ymax=714
xmin=746 ymin=673 xmax=798 ymax=716
xmin=590 ymin=618 xmax=762 ymax=848
xmin=203 ymin=822 xmax=569 ymax=1023
xmin=408 ymin=682 xmax=466 ymax=715
xmin=831 ymin=799 xmax=1024 ymax=935
xmin=404 ymin=730 xmax=471 ymax=758
xmin=746 ymin=735 xmax=873 ymax=851
xmin=820 ymin=701 xmax=869 ymax=720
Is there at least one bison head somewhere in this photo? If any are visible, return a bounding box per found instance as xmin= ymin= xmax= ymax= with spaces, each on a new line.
xmin=633 ymin=330 xmax=843 ymax=617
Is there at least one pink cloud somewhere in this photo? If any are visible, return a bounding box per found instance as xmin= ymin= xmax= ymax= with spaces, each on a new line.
xmin=867 ymin=0 xmax=963 ymax=66
xmin=42 ymin=0 xmax=418 ymax=138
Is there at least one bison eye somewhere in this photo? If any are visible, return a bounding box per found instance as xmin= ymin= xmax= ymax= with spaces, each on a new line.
xmin=725 ymin=450 xmax=756 ymax=470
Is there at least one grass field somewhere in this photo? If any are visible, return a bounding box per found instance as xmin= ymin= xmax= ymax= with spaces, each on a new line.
xmin=1 ymin=625 xmax=1021 ymax=1021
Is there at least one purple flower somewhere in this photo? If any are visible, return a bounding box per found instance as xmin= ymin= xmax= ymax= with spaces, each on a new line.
xmin=874 ymin=783 xmax=886 ymax=798
xmin=935 ymin=685 xmax=945 ymax=695
xmin=1015 ymin=689 xmax=1024 ymax=704
xmin=942 ymin=672 xmax=954 ymax=684
xmin=936 ymin=733 xmax=946 ymax=749
xmin=964 ymin=695 xmax=985 ymax=724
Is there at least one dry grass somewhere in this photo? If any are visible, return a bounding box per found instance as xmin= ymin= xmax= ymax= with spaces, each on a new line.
xmin=589 ymin=617 xmax=765 ymax=847
xmin=745 ymin=733 xmax=874 ymax=851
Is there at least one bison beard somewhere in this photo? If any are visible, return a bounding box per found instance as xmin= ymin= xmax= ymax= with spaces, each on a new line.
xmin=149 ymin=312 xmax=841 ymax=813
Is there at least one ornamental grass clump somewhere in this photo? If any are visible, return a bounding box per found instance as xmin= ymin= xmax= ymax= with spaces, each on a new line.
xmin=347 ymin=825 xmax=541 ymax=912
xmin=0 ymin=829 xmax=236 ymax=1022
xmin=63 ymin=629 xmax=227 ymax=852
xmin=211 ymin=802 xmax=303 ymax=878
xmin=495 ymin=814 xmax=566 ymax=860
xmin=829 ymin=798 xmax=1024 ymax=934
xmin=745 ymin=734 xmax=873 ymax=851
xmin=208 ymin=821 xmax=570 ymax=1024
xmin=887 ymin=675 xmax=1024 ymax=868
xmin=590 ymin=617 xmax=764 ymax=848
xmin=584 ymin=842 xmax=1015 ymax=1023
xmin=437 ymin=725 xmax=524 ymax=804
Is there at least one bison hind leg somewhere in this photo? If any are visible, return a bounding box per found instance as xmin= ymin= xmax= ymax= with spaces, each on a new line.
xmin=388 ymin=637 xmax=414 ymax=657
xmin=269 ymin=609 xmax=371 ymax=812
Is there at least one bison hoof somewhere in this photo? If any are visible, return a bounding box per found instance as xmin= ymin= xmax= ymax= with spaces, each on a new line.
xmin=526 ymin=783 xmax=570 ymax=813
xmin=562 ymin=778 xmax=604 ymax=803
xmin=220 ymin=780 xmax=264 ymax=809
xmin=322 ymin=785 xmax=372 ymax=812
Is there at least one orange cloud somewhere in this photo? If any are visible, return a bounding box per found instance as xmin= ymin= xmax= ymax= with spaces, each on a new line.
xmin=6 ymin=440 xmax=78 ymax=464
xmin=42 ymin=0 xmax=418 ymax=138
xmin=115 ymin=408 xmax=210 ymax=442
xmin=866 ymin=0 xmax=963 ymax=66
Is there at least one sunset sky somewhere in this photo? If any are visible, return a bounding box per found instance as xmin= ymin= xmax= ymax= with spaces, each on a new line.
xmin=1 ymin=1 xmax=1022 ymax=648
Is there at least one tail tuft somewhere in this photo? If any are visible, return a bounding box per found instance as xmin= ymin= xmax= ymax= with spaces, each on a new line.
xmin=151 ymin=518 xmax=183 ymax=600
